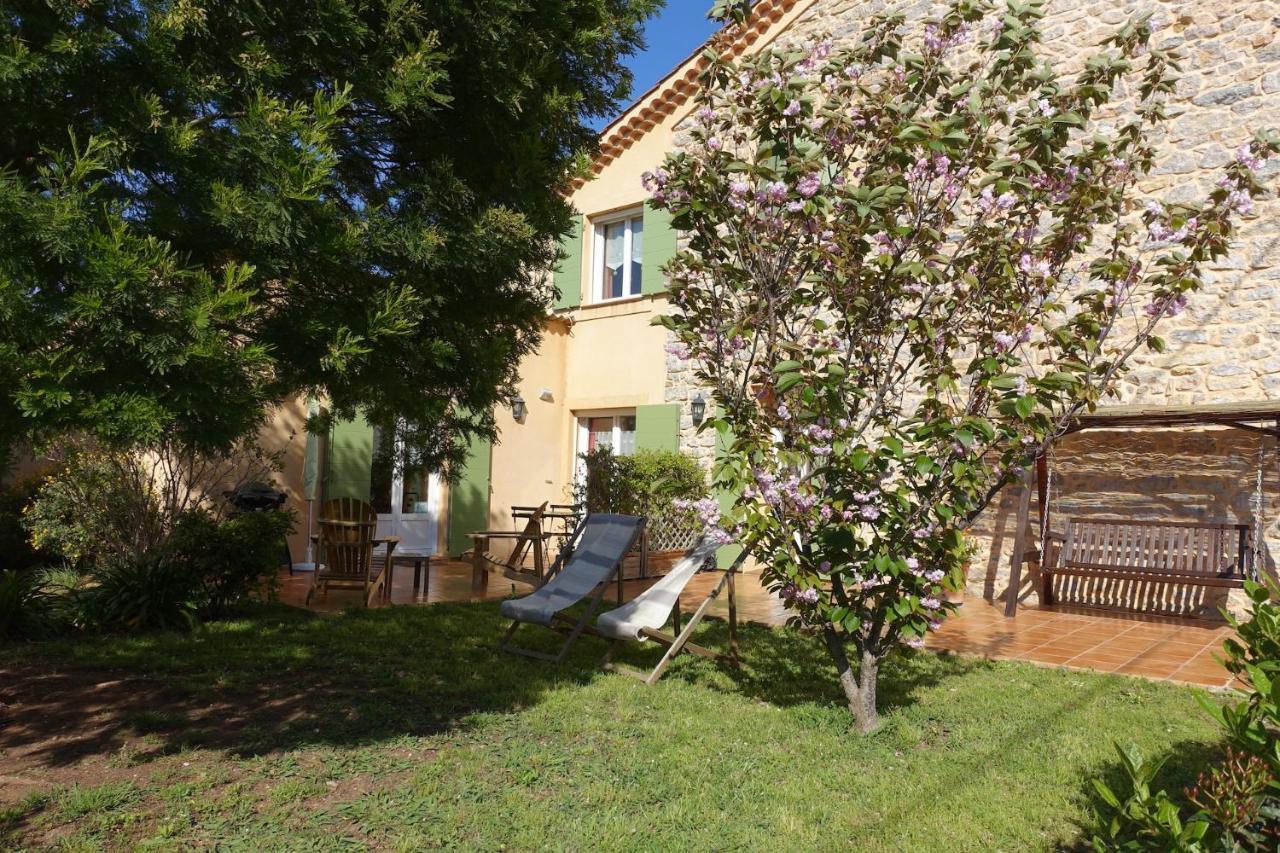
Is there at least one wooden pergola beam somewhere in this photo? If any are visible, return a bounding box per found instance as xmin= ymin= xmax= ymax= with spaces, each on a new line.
xmin=1065 ymin=399 xmax=1280 ymax=433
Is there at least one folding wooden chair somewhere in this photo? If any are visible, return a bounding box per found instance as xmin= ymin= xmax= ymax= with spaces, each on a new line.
xmin=598 ymin=540 xmax=747 ymax=684
xmin=469 ymin=501 xmax=549 ymax=588
xmin=498 ymin=514 xmax=645 ymax=663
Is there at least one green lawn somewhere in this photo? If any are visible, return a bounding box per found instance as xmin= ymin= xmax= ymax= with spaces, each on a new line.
xmin=1 ymin=601 xmax=1223 ymax=851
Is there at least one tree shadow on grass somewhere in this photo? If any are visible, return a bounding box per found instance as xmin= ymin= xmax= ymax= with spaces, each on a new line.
xmin=1065 ymin=737 xmax=1224 ymax=849
xmin=601 ymin=613 xmax=993 ymax=715
xmin=0 ymin=601 xmax=615 ymax=769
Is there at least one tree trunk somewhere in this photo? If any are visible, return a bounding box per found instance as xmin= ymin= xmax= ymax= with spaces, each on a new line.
xmin=822 ymin=628 xmax=880 ymax=733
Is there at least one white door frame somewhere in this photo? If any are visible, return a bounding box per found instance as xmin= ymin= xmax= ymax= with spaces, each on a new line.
xmin=375 ymin=428 xmax=440 ymax=554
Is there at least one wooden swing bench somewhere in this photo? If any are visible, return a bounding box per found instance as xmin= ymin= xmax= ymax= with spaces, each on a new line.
xmin=1041 ymin=518 xmax=1251 ymax=611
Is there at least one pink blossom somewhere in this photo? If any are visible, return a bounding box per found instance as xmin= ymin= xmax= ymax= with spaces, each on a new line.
xmin=1236 ymin=144 xmax=1264 ymax=171
xmin=1228 ymin=188 xmax=1254 ymax=215
xmin=759 ymin=181 xmax=788 ymax=204
xmin=797 ymin=174 xmax=821 ymax=198
xmin=904 ymin=636 xmax=925 ymax=649
xmin=783 ymin=99 xmax=801 ymax=117
xmin=1144 ymin=293 xmax=1188 ymax=318
xmin=922 ymin=596 xmax=942 ymax=610
xmin=707 ymin=137 xmax=723 ymax=152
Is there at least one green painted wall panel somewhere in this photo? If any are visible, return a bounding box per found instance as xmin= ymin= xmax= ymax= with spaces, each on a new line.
xmin=553 ymin=215 xmax=585 ymax=310
xmin=447 ymin=433 xmax=492 ymax=556
xmin=325 ymin=413 xmax=374 ymax=502
xmin=634 ymin=404 xmax=680 ymax=452
xmin=642 ymin=203 xmax=677 ymax=295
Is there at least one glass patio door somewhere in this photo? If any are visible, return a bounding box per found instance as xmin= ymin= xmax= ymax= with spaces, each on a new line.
xmin=371 ymin=425 xmax=440 ymax=553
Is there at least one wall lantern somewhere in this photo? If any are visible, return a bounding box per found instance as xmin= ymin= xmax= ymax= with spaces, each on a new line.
xmin=690 ymin=393 xmax=707 ymax=426
xmin=511 ymin=394 xmax=527 ymax=421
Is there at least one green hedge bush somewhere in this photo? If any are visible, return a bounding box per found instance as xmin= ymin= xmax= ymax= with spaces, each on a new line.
xmin=576 ymin=448 xmax=706 ymax=518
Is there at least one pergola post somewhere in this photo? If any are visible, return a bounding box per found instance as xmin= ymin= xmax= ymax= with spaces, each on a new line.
xmin=1004 ymin=462 xmax=1037 ymax=617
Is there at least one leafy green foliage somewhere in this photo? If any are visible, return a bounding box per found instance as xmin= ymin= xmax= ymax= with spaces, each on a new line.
xmin=0 ymin=0 xmax=659 ymax=465
xmin=80 ymin=557 xmax=201 ymax=634
xmin=23 ymin=449 xmax=166 ymax=570
xmin=0 ymin=568 xmax=52 ymax=640
xmin=0 ymin=472 xmax=54 ymax=573
xmin=576 ymin=448 xmax=707 ymax=517
xmin=12 ymin=440 xmax=293 ymax=636
xmin=166 ymin=507 xmax=292 ymax=615
xmin=1092 ymin=582 xmax=1280 ymax=850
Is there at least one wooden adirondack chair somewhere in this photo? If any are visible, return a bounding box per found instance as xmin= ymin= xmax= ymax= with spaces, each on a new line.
xmin=307 ymin=498 xmax=395 ymax=607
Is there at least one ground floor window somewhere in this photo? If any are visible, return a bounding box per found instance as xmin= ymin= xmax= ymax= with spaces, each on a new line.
xmin=577 ymin=411 xmax=637 ymax=457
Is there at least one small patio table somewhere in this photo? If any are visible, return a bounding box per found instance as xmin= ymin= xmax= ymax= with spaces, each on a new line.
xmin=388 ymin=549 xmax=432 ymax=600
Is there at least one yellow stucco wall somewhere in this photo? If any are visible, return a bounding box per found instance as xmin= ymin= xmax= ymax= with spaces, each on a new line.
xmin=486 ymin=320 xmax=572 ymax=529
xmin=485 ymin=3 xmax=816 ymax=534
xmin=258 ymin=397 xmax=310 ymax=563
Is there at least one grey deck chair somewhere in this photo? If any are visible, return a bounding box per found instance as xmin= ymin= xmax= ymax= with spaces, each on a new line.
xmin=499 ymin=514 xmax=645 ymax=663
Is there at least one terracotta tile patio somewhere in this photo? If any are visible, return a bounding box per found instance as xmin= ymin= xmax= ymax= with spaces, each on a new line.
xmin=278 ymin=557 xmax=1239 ymax=689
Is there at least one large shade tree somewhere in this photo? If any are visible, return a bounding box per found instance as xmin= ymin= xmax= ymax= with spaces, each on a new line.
xmin=0 ymin=0 xmax=659 ymax=465
xmin=653 ymin=0 xmax=1278 ymax=731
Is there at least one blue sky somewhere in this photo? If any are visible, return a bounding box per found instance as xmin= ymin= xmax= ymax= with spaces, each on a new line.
xmin=591 ymin=3 xmax=722 ymax=131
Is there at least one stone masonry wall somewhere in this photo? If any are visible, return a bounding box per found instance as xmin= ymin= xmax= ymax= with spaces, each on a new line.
xmin=665 ymin=1 xmax=1280 ymax=616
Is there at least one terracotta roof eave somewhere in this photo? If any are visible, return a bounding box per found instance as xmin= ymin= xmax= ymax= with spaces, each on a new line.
xmin=573 ymin=0 xmax=804 ymax=190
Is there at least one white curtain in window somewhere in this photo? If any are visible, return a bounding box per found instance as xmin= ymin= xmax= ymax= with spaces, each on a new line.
xmin=604 ymin=221 xmax=625 ymax=298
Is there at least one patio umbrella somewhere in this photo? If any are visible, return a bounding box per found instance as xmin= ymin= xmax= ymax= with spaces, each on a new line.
xmin=300 ymin=399 xmax=321 ymax=569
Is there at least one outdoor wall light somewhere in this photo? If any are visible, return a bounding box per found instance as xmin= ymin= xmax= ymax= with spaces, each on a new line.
xmin=691 ymin=393 xmax=706 ymax=425
xmin=511 ymin=394 xmax=526 ymax=421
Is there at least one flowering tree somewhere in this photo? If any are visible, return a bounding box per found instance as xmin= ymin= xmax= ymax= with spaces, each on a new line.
xmin=647 ymin=0 xmax=1278 ymax=732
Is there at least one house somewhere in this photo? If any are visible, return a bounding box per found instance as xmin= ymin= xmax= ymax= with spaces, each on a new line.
xmin=281 ymin=0 xmax=1280 ymax=613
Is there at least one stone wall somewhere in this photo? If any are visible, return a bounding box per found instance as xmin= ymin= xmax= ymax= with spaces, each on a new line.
xmin=782 ymin=1 xmax=1280 ymax=407
xmin=663 ymin=0 xmax=1280 ymax=615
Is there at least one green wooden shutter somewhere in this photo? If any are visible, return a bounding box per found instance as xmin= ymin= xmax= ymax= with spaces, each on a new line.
xmin=634 ymin=404 xmax=680 ymax=452
xmin=553 ymin=215 xmax=585 ymax=310
xmin=641 ymin=203 xmax=677 ymax=295
xmin=447 ymin=434 xmax=492 ymax=555
xmin=325 ymin=413 xmax=374 ymax=502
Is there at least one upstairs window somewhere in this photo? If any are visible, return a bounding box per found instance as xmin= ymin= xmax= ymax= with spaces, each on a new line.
xmin=592 ymin=210 xmax=643 ymax=302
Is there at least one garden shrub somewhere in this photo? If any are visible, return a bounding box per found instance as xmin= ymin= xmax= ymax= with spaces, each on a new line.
xmin=80 ymin=557 xmax=200 ymax=633
xmin=23 ymin=450 xmax=165 ymax=569
xmin=0 ymin=473 xmax=57 ymax=573
xmin=0 ymin=569 xmax=52 ymax=640
xmin=577 ymin=448 xmax=707 ymax=518
xmin=13 ymin=439 xmax=292 ymax=636
xmin=166 ymin=508 xmax=293 ymax=615
xmin=1092 ymin=580 xmax=1280 ymax=850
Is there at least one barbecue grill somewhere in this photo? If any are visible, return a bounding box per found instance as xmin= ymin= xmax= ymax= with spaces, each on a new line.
xmin=224 ymin=482 xmax=293 ymax=572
